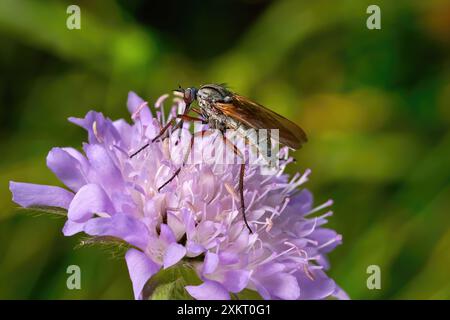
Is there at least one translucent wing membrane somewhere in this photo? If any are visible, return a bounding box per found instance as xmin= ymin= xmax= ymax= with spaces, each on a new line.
xmin=215 ymin=94 xmax=307 ymax=149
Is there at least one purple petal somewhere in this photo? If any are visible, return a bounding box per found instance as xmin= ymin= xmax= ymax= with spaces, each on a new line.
xmin=258 ymin=272 xmax=300 ymax=300
xmin=62 ymin=219 xmax=85 ymax=236
xmin=127 ymin=91 xmax=152 ymax=124
xmin=332 ymin=285 xmax=350 ymax=300
xmin=202 ymin=251 xmax=219 ymax=274
xmin=310 ymin=228 xmax=342 ymax=253
xmin=218 ymin=251 xmax=240 ymax=265
xmin=186 ymin=280 xmax=230 ymax=300
xmin=167 ymin=213 xmax=186 ymax=241
xmin=47 ymin=147 xmax=87 ymax=192
xmin=159 ymin=224 xmax=176 ymax=245
xmin=125 ymin=249 xmax=160 ymax=300
xmin=69 ymin=111 xmax=120 ymax=145
xmin=84 ymin=144 xmax=123 ymax=193
xmin=163 ymin=243 xmax=186 ymax=269
xmin=297 ymin=189 xmax=313 ymax=212
xmin=221 ymin=270 xmax=251 ymax=293
xmin=62 ymin=147 xmax=89 ymax=168
xmin=10 ymin=181 xmax=73 ymax=209
xmin=186 ymin=241 xmax=205 ymax=257
xmin=296 ymin=269 xmax=336 ymax=300
xmin=68 ymin=184 xmax=114 ymax=222
xmin=196 ymin=167 xmax=217 ymax=201
xmin=254 ymin=262 xmax=285 ymax=278
xmin=84 ymin=214 xmax=149 ymax=250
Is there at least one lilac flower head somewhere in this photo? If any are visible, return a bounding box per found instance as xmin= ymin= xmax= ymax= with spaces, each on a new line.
xmin=10 ymin=91 xmax=347 ymax=300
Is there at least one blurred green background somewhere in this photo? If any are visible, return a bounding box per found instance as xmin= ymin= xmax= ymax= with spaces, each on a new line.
xmin=0 ymin=0 xmax=449 ymax=299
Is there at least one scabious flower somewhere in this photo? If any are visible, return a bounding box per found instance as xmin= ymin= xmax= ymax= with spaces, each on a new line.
xmin=9 ymin=92 xmax=347 ymax=300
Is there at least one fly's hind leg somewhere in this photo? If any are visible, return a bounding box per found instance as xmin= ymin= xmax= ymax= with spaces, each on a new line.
xmin=221 ymin=134 xmax=253 ymax=234
xmin=239 ymin=162 xmax=252 ymax=233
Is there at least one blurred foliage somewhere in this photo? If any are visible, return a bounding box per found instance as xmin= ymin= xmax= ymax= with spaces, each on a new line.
xmin=0 ymin=0 xmax=449 ymax=299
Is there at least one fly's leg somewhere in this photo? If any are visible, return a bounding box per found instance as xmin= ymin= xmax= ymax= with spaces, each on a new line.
xmin=129 ymin=114 xmax=205 ymax=158
xmin=174 ymin=114 xmax=206 ymax=143
xmin=157 ymin=129 xmax=213 ymax=192
xmin=153 ymin=114 xmax=204 ymax=143
xmin=239 ymin=162 xmax=252 ymax=233
xmin=221 ymin=134 xmax=252 ymax=234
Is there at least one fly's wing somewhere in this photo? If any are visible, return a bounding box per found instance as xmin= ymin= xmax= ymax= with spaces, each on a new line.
xmin=214 ymin=94 xmax=308 ymax=149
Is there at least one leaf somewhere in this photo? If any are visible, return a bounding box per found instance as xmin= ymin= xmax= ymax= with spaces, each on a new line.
xmin=236 ymin=289 xmax=263 ymax=300
xmin=150 ymin=279 xmax=192 ymax=300
xmin=144 ymin=263 xmax=263 ymax=300
xmin=144 ymin=263 xmax=202 ymax=300
xmin=75 ymin=235 xmax=134 ymax=259
xmin=17 ymin=206 xmax=67 ymax=218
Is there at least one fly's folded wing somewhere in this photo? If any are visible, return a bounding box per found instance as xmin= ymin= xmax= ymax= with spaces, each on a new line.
xmin=214 ymin=94 xmax=307 ymax=149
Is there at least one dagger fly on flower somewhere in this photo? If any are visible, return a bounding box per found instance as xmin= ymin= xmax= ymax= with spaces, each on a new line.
xmin=130 ymin=84 xmax=308 ymax=233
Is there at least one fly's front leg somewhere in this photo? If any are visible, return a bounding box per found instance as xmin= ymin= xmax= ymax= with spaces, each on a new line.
xmin=129 ymin=117 xmax=177 ymax=158
xmin=129 ymin=114 xmax=205 ymax=158
xmin=157 ymin=129 xmax=213 ymax=192
xmin=174 ymin=114 xmax=207 ymax=143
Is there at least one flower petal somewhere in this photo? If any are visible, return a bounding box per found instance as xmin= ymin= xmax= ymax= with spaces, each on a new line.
xmin=202 ymin=251 xmax=219 ymax=274
xmin=47 ymin=147 xmax=88 ymax=192
xmin=254 ymin=263 xmax=285 ymax=278
xmin=159 ymin=224 xmax=176 ymax=245
xmin=125 ymin=248 xmax=160 ymax=300
xmin=9 ymin=181 xmax=73 ymax=209
xmin=68 ymin=184 xmax=114 ymax=222
xmin=84 ymin=214 xmax=149 ymax=250
xmin=186 ymin=280 xmax=230 ymax=300
xmin=186 ymin=241 xmax=205 ymax=257
xmin=297 ymin=269 xmax=336 ymax=300
xmin=127 ymin=91 xmax=152 ymax=124
xmin=163 ymin=243 xmax=186 ymax=269
xmin=332 ymin=285 xmax=350 ymax=300
xmin=221 ymin=270 xmax=251 ymax=293
xmin=310 ymin=228 xmax=342 ymax=253
xmin=167 ymin=212 xmax=186 ymax=241
xmin=258 ymin=272 xmax=300 ymax=300
xmin=62 ymin=219 xmax=85 ymax=236
xmin=69 ymin=111 xmax=120 ymax=145
xmin=84 ymin=144 xmax=123 ymax=194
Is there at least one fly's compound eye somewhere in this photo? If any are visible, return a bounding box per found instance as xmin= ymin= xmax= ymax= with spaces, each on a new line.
xmin=184 ymin=88 xmax=197 ymax=105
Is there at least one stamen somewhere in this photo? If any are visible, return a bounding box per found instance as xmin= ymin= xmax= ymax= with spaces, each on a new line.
xmin=299 ymin=169 xmax=311 ymax=184
xmin=315 ymin=211 xmax=334 ymax=227
xmin=132 ymin=101 xmax=149 ymax=120
xmin=155 ymin=94 xmax=169 ymax=109
xmin=224 ymin=182 xmax=239 ymax=201
xmin=207 ymin=183 xmax=223 ymax=205
xmin=289 ymin=172 xmax=300 ymax=185
xmin=298 ymin=218 xmax=318 ymax=238
xmin=265 ymin=217 xmax=273 ymax=232
xmin=92 ymin=121 xmax=103 ymax=143
xmin=277 ymin=197 xmax=290 ymax=214
xmin=245 ymin=191 xmax=258 ymax=212
xmin=317 ymin=235 xmax=342 ymax=250
xmin=256 ymin=186 xmax=272 ymax=202
xmin=305 ymin=199 xmax=334 ymax=216
xmin=304 ymin=264 xmax=316 ymax=280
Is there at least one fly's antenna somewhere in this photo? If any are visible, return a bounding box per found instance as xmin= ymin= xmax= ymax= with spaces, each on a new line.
xmin=174 ymin=84 xmax=184 ymax=94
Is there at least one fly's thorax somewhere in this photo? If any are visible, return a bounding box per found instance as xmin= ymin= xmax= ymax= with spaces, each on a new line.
xmin=197 ymin=84 xmax=231 ymax=102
